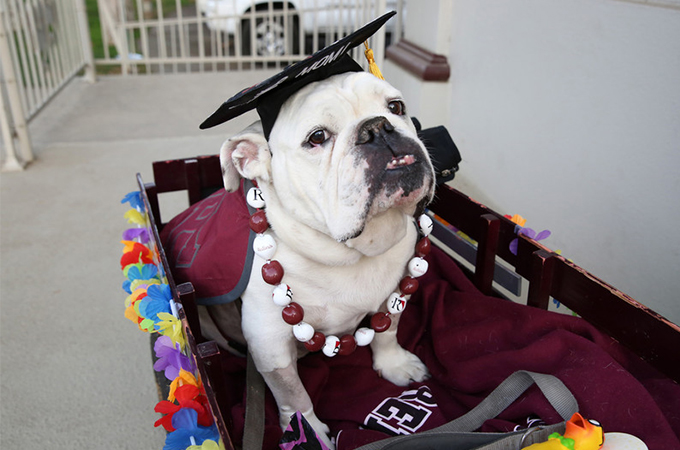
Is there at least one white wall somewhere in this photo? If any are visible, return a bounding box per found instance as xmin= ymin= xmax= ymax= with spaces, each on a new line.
xmin=385 ymin=0 xmax=680 ymax=325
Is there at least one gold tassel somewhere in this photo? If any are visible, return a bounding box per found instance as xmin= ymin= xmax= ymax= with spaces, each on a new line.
xmin=364 ymin=41 xmax=384 ymax=80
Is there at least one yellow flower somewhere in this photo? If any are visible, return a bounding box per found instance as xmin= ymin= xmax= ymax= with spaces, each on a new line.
xmin=129 ymin=278 xmax=160 ymax=293
xmin=187 ymin=439 xmax=225 ymax=450
xmin=124 ymin=209 xmax=146 ymax=226
xmin=156 ymin=312 xmax=186 ymax=348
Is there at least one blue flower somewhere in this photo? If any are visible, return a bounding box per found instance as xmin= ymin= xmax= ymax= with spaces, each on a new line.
xmin=121 ymin=191 xmax=143 ymax=210
xmin=164 ymin=408 xmax=220 ymax=450
xmin=122 ymin=279 xmax=132 ymax=294
xmin=138 ymin=284 xmax=172 ymax=323
xmin=126 ymin=263 xmax=158 ymax=282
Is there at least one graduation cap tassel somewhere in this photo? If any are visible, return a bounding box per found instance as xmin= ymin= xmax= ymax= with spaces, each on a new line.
xmin=364 ymin=41 xmax=385 ymax=80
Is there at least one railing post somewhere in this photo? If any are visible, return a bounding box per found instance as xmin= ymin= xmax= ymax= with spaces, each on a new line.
xmin=0 ymin=5 xmax=32 ymax=167
xmin=116 ymin=0 xmax=131 ymax=75
xmin=0 ymin=81 xmax=24 ymax=171
xmin=76 ymin=0 xmax=96 ymax=83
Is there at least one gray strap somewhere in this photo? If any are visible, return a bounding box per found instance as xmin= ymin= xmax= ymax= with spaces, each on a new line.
xmin=354 ymin=371 xmax=578 ymax=450
xmin=242 ymin=352 xmax=266 ymax=450
xmin=436 ymin=370 xmax=578 ymax=433
xmin=374 ymin=423 xmax=565 ymax=450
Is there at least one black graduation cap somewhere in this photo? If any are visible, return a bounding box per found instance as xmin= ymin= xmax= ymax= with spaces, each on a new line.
xmin=199 ymin=11 xmax=396 ymax=138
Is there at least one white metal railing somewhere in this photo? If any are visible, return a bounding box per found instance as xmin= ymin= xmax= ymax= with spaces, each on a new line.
xmin=95 ymin=0 xmax=403 ymax=75
xmin=0 ymin=0 xmax=94 ymax=171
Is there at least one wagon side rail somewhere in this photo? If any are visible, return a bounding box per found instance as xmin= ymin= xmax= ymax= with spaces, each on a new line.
xmin=429 ymin=185 xmax=680 ymax=383
xmin=136 ymin=170 xmax=236 ymax=450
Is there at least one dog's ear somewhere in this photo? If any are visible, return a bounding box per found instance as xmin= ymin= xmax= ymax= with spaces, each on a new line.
xmin=219 ymin=121 xmax=271 ymax=192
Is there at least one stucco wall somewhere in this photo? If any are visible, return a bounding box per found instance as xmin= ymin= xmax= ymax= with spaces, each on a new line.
xmin=385 ymin=0 xmax=680 ymax=324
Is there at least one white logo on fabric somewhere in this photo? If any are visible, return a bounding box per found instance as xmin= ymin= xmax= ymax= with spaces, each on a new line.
xmin=364 ymin=386 xmax=437 ymax=436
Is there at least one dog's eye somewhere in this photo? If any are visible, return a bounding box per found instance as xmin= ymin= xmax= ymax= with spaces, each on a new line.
xmin=308 ymin=129 xmax=328 ymax=146
xmin=388 ymin=100 xmax=405 ymax=116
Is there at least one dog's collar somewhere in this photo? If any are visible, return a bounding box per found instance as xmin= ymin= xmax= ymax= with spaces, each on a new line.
xmin=246 ymin=181 xmax=433 ymax=357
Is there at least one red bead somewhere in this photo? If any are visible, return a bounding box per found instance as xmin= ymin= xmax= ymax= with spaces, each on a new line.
xmin=304 ymin=332 xmax=325 ymax=352
xmin=371 ymin=312 xmax=392 ymax=333
xmin=399 ymin=276 xmax=419 ymax=295
xmin=262 ymin=260 xmax=284 ymax=285
xmin=337 ymin=335 xmax=357 ymax=356
xmin=416 ymin=236 xmax=431 ymax=257
xmin=282 ymin=302 xmax=304 ymax=325
xmin=249 ymin=210 xmax=269 ymax=234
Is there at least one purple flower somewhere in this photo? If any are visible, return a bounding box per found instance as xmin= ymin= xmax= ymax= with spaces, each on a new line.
xmin=509 ymin=227 xmax=551 ymax=255
xmin=122 ymin=227 xmax=150 ymax=244
xmin=153 ymin=335 xmax=195 ymax=380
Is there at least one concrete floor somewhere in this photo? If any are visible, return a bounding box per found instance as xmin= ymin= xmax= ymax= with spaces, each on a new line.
xmin=0 ymin=70 xmax=275 ymax=449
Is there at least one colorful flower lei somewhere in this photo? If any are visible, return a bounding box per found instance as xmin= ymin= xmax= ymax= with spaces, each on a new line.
xmin=121 ymin=191 xmax=225 ymax=450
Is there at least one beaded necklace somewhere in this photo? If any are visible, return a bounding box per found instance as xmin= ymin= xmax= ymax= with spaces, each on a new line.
xmin=246 ymin=182 xmax=433 ymax=357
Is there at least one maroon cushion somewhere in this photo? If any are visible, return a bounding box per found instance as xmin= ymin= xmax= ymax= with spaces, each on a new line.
xmin=160 ymin=181 xmax=255 ymax=305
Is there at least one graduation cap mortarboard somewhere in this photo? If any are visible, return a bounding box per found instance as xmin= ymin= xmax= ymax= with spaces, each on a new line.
xmin=199 ymin=11 xmax=396 ymax=138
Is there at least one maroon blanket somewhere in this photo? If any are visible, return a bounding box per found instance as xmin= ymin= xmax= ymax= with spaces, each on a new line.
xmin=212 ymin=246 xmax=680 ymax=450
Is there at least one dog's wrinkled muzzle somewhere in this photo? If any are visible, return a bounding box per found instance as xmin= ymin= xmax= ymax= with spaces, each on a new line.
xmin=355 ymin=116 xmax=423 ymax=172
xmin=356 ymin=116 xmax=395 ymax=145
xmin=355 ymin=115 xmax=428 ymax=180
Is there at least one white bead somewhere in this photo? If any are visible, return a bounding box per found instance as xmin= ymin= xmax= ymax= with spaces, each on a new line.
xmin=253 ymin=233 xmax=277 ymax=260
xmin=418 ymin=214 xmax=434 ymax=236
xmin=322 ymin=335 xmax=340 ymax=357
xmin=408 ymin=257 xmax=429 ymax=278
xmin=355 ymin=327 xmax=375 ymax=346
xmin=293 ymin=322 xmax=315 ymax=342
xmin=387 ymin=292 xmax=408 ymax=314
xmin=246 ymin=187 xmax=266 ymax=209
xmin=272 ymin=283 xmax=293 ymax=306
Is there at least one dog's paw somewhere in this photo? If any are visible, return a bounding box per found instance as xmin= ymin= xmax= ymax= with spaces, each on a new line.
xmin=373 ymin=346 xmax=429 ymax=386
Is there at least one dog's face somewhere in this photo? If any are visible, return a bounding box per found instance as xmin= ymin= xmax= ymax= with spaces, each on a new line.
xmin=221 ymin=72 xmax=436 ymax=243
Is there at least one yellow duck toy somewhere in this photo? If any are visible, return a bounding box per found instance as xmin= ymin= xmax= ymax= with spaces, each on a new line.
xmin=522 ymin=413 xmax=604 ymax=450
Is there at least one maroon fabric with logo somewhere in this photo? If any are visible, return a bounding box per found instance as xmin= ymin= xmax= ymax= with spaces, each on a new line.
xmin=159 ymin=194 xmax=680 ymax=449
xmin=217 ymin=247 xmax=680 ymax=450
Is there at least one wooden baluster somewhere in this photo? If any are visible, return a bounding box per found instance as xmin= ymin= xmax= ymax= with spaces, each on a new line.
xmin=197 ymin=341 xmax=235 ymax=450
xmin=176 ymin=282 xmax=203 ymax=343
xmin=474 ymin=214 xmax=500 ymax=295
xmin=184 ymin=159 xmax=202 ymax=205
xmin=527 ymin=249 xmax=556 ymax=310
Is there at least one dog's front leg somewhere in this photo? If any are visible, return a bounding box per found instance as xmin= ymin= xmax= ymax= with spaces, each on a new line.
xmin=370 ymin=311 xmax=429 ymax=386
xmin=261 ymin=364 xmax=333 ymax=448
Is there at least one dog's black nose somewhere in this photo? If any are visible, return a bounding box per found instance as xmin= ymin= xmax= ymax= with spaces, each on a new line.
xmin=356 ymin=116 xmax=394 ymax=145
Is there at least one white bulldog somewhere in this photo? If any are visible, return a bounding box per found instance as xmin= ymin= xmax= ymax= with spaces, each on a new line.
xmin=202 ymin=71 xmax=436 ymax=448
